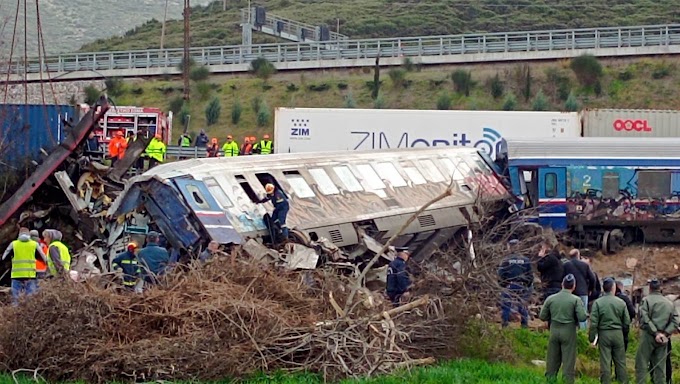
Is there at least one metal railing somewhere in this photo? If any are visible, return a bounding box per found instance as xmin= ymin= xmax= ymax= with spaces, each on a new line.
xmin=240 ymin=8 xmax=348 ymax=43
xmin=6 ymin=24 xmax=680 ymax=76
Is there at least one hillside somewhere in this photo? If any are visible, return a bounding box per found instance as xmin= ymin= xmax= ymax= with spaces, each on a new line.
xmin=80 ymin=0 xmax=680 ymax=52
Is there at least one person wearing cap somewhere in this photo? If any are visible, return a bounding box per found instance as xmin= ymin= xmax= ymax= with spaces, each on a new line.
xmin=497 ymin=239 xmax=533 ymax=328
xmin=539 ymin=274 xmax=588 ymax=384
xmin=537 ymin=240 xmax=563 ymax=303
xmin=29 ymin=230 xmax=48 ymax=279
xmin=253 ymin=134 xmax=273 ymax=155
xmin=588 ymin=277 xmax=630 ymax=384
xmin=145 ymin=134 xmax=166 ymax=168
xmin=137 ymin=231 xmax=171 ymax=286
xmin=257 ymin=183 xmax=289 ymax=242
xmin=615 ymin=281 xmax=636 ymax=351
xmin=563 ymin=248 xmax=596 ymax=329
xmin=42 ymin=229 xmax=71 ymax=277
xmin=386 ymin=250 xmax=411 ymax=306
xmin=635 ymin=278 xmax=679 ymax=384
xmin=2 ymin=227 xmax=47 ymax=304
xmin=207 ymin=138 xmax=220 ymax=157
xmin=108 ymin=130 xmax=128 ymax=165
xmin=222 ymin=135 xmax=239 ymax=157
xmin=112 ymin=242 xmax=142 ymax=291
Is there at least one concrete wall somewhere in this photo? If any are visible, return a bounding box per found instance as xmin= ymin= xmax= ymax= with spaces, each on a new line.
xmin=2 ymin=80 xmax=105 ymax=105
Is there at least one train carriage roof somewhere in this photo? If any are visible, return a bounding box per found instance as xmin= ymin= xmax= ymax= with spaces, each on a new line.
xmin=506 ymin=137 xmax=680 ymax=159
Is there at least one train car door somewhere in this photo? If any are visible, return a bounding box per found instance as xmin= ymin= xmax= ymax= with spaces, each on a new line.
xmin=538 ymin=167 xmax=567 ymax=230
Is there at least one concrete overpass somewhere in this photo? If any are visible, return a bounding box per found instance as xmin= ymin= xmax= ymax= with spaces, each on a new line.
xmin=6 ymin=24 xmax=680 ymax=83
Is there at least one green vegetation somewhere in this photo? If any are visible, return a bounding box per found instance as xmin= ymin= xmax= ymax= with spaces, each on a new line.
xmin=79 ymin=0 xmax=680 ymax=53
xmin=205 ymin=97 xmax=222 ymax=126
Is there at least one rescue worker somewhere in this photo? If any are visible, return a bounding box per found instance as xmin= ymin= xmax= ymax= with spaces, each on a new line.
xmin=615 ymin=280 xmax=636 ymax=351
xmin=145 ymin=134 xmax=166 ymax=168
xmin=84 ymin=131 xmax=102 ymax=157
xmin=257 ymin=183 xmax=289 ymax=242
xmin=29 ymin=230 xmax=48 ymax=279
xmin=386 ymin=250 xmax=411 ymax=306
xmin=196 ymin=129 xmax=209 ymax=148
xmin=240 ymin=137 xmax=253 ymax=155
xmin=199 ymin=240 xmax=220 ymax=263
xmin=537 ymin=240 xmax=563 ymax=303
xmin=563 ymin=248 xmax=596 ymax=329
xmin=588 ymin=277 xmax=630 ymax=384
xmin=497 ymin=239 xmax=533 ymax=328
xmin=635 ymin=279 xmax=679 ymax=384
xmin=222 ymin=135 xmax=239 ymax=157
xmin=177 ymin=132 xmax=192 ymax=147
xmin=42 ymin=229 xmax=71 ymax=277
xmin=112 ymin=242 xmax=141 ymax=291
xmin=539 ymin=274 xmax=588 ymax=384
xmin=108 ymin=131 xmax=128 ymax=165
xmin=137 ymin=231 xmax=171 ymax=286
xmin=207 ymin=138 xmax=220 ymax=157
xmin=126 ymin=130 xmax=145 ymax=170
xmin=1 ymin=227 xmax=47 ymax=305
xmin=253 ymin=134 xmax=273 ymax=155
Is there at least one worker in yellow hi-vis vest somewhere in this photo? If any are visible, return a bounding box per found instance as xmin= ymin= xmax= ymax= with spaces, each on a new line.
xmin=253 ymin=134 xmax=273 ymax=155
xmin=222 ymin=135 xmax=239 ymax=157
xmin=146 ymin=134 xmax=167 ymax=168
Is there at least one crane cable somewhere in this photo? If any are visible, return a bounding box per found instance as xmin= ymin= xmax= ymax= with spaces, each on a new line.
xmin=2 ymin=0 xmax=21 ymax=104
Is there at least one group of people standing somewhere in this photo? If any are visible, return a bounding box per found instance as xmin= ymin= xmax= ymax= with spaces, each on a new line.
xmin=194 ymin=131 xmax=273 ymax=157
xmin=84 ymin=130 xmax=167 ymax=169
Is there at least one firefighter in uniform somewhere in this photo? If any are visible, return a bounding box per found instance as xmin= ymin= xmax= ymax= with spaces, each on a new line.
xmin=636 ymin=279 xmax=679 ymax=384
xmin=497 ymin=239 xmax=533 ymax=328
xmin=112 ymin=242 xmax=142 ymax=291
xmin=257 ymin=183 xmax=289 ymax=242
xmin=539 ymin=274 xmax=588 ymax=384
xmin=253 ymin=134 xmax=273 ymax=155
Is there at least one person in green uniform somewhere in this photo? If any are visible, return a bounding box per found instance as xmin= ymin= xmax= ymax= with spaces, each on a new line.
xmin=539 ymin=274 xmax=588 ymax=384
xmin=588 ymin=277 xmax=630 ymax=384
xmin=635 ymin=279 xmax=679 ymax=384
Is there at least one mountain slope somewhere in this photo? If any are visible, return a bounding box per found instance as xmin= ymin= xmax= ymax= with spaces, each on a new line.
xmin=80 ymin=0 xmax=680 ymax=52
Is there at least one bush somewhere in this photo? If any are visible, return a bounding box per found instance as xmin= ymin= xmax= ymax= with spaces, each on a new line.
xmin=104 ymin=77 xmax=125 ymax=97
xmin=261 ymin=84 xmax=273 ymax=91
xmin=189 ymin=66 xmax=210 ymax=82
xmin=429 ymin=79 xmax=447 ymax=89
xmin=179 ymin=103 xmax=191 ymax=126
xmin=594 ymin=81 xmax=603 ymax=97
xmin=570 ymin=54 xmax=603 ymax=86
xmin=205 ymin=97 xmax=221 ymax=126
xmin=195 ymin=82 xmax=213 ymax=101
xmin=532 ymin=90 xmax=549 ymax=111
xmin=256 ymin=101 xmax=271 ymax=127
xmin=564 ymin=91 xmax=579 ymax=112
xmin=502 ymin=93 xmax=517 ymax=111
xmin=344 ymin=93 xmax=356 ymax=108
xmin=130 ymin=86 xmax=144 ymax=95
xmin=83 ymin=84 xmax=100 ymax=104
xmin=545 ymin=67 xmax=570 ymax=101
xmin=231 ymin=100 xmax=242 ymax=125
xmin=251 ymin=95 xmax=264 ymax=114
xmin=249 ymin=57 xmax=276 ymax=82
xmin=436 ymin=93 xmax=453 ymax=110
xmin=337 ymin=82 xmax=348 ymax=90
xmin=177 ymin=57 xmax=196 ymax=72
xmin=307 ymin=83 xmax=331 ymax=92
xmin=489 ymin=74 xmax=504 ymax=99
xmin=652 ymin=63 xmax=671 ymax=79
xmin=618 ymin=68 xmax=634 ymax=81
xmin=168 ymin=96 xmax=184 ymax=114
xmin=451 ymin=69 xmax=475 ymax=96
xmin=522 ymin=66 xmax=532 ymax=102
xmin=286 ymin=83 xmax=299 ymax=92
xmin=402 ymin=57 xmax=416 ymax=72
xmin=388 ymin=68 xmax=408 ymax=89
xmin=365 ymin=80 xmax=383 ymax=90
xmin=373 ymin=93 xmax=386 ymax=109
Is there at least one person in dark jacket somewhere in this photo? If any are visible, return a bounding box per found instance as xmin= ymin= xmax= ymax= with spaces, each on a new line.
xmin=84 ymin=131 xmax=102 ymax=157
xmin=195 ymin=129 xmax=209 ymax=148
xmin=563 ymin=248 xmax=596 ymax=329
xmin=386 ymin=251 xmax=411 ymax=306
xmin=537 ymin=240 xmax=563 ymax=303
xmin=257 ymin=183 xmax=290 ymax=242
xmin=582 ymin=256 xmax=602 ymax=311
xmin=615 ymin=280 xmax=636 ymax=351
xmin=112 ymin=242 xmax=141 ymax=291
xmin=137 ymin=231 xmax=171 ymax=286
xmin=498 ymin=239 xmax=533 ymax=328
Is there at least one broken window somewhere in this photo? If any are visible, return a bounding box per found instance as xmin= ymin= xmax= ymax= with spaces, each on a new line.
xmin=235 ymin=174 xmax=260 ymax=203
xmin=374 ymin=162 xmax=407 ymax=188
xmin=403 ymin=167 xmax=426 ymax=185
xmin=309 ymin=168 xmax=339 ymax=195
xmin=545 ymin=172 xmax=557 ymax=198
xmin=440 ymin=157 xmax=465 ymax=181
xmin=356 ymin=164 xmax=386 ymax=190
xmin=333 ymin=166 xmax=363 ymax=192
xmin=602 ymin=172 xmax=620 ymax=199
xmin=418 ymin=159 xmax=445 ymax=183
xmin=283 ymin=171 xmax=316 ymax=199
xmin=185 ymin=184 xmax=210 ymax=210
xmin=639 ymin=171 xmax=671 ymax=198
xmin=204 ymin=178 xmax=233 ymax=208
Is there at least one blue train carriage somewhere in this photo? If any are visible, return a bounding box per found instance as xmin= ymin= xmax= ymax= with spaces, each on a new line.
xmin=109 ymin=147 xmax=513 ymax=261
xmin=505 ymin=137 xmax=680 ymax=253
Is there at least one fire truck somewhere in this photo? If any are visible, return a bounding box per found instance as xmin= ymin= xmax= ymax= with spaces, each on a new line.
xmin=79 ymin=104 xmax=173 ymax=144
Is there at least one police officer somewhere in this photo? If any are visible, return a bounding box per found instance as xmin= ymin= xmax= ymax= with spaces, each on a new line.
xmin=257 ymin=183 xmax=289 ymax=242
xmin=386 ymin=250 xmax=411 ymax=306
xmin=539 ymin=274 xmax=587 ymax=384
xmin=497 ymin=239 xmax=533 ymax=328
xmin=635 ymin=278 xmax=679 ymax=384
xmin=588 ymin=277 xmax=630 ymax=384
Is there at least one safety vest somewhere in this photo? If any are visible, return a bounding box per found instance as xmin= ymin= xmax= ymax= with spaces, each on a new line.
xmin=145 ymin=139 xmax=166 ymax=162
xmin=222 ymin=141 xmax=239 ymax=157
xmin=36 ymin=242 xmax=48 ymax=273
xmin=180 ymin=135 xmax=191 ymax=147
xmin=11 ymin=240 xmax=38 ymax=279
xmin=258 ymin=140 xmax=272 ymax=155
xmin=48 ymin=240 xmax=71 ymax=276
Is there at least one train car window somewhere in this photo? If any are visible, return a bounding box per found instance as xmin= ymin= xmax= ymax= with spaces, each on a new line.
xmin=375 ymin=163 xmax=407 ymax=188
xmin=441 ymin=157 xmax=465 ymax=181
xmin=333 ymin=166 xmax=364 ymax=192
xmin=403 ymin=167 xmax=426 ymax=185
xmin=418 ymin=159 xmax=445 ymax=183
xmin=639 ymin=171 xmax=671 ymax=198
xmin=309 ymin=168 xmax=339 ymax=195
xmin=204 ymin=178 xmax=234 ymax=208
xmin=545 ymin=173 xmax=557 ymax=198
xmin=235 ymin=174 xmax=260 ymax=203
xmin=283 ymin=171 xmax=316 ymax=199
xmin=602 ymin=172 xmax=620 ymax=199
xmin=185 ymin=184 xmax=211 ymax=210
xmin=356 ymin=164 xmax=386 ymax=190
xmin=471 ymin=157 xmax=492 ymax=175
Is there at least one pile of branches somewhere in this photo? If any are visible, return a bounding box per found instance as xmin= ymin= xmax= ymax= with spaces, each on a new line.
xmin=0 ymin=258 xmax=448 ymax=382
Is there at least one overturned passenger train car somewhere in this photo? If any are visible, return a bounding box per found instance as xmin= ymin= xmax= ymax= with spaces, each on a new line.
xmin=110 ymin=147 xmax=512 ymax=259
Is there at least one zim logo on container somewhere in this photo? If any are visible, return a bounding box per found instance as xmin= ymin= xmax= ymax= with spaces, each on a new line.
xmin=613 ymin=119 xmax=653 ymax=132
xmin=290 ymin=119 xmax=311 ymax=137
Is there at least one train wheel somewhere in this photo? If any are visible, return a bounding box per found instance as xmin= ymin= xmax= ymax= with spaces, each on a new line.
xmin=608 ymin=229 xmax=624 ymax=253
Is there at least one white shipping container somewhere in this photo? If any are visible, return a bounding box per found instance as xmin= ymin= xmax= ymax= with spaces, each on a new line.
xmin=274 ymin=108 xmax=581 ymax=158
xmin=583 ymin=109 xmax=680 ymax=137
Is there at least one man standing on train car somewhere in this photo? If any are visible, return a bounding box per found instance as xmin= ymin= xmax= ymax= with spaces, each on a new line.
xmin=257 ymin=183 xmax=289 ymax=242
xmin=386 ymin=250 xmax=411 ymax=306
xmin=498 ymin=239 xmax=533 ymax=328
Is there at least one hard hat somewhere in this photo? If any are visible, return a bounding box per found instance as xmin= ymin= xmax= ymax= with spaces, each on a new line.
xmin=263 ymin=134 xmax=270 ymax=139
xmin=154 ymin=133 xmax=162 ymax=140
xmin=227 ymin=135 xmax=233 ymax=139
xmin=265 ymin=183 xmax=275 ymax=194
xmin=127 ymin=242 xmax=138 ymax=251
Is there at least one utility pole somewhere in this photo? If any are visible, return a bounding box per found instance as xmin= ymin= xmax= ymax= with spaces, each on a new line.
xmin=160 ymin=0 xmax=169 ymax=50
xmin=183 ymin=0 xmax=191 ymax=101
xmin=223 ymin=0 xmax=227 ymax=11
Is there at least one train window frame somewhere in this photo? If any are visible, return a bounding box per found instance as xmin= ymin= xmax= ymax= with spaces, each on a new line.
xmin=417 ymin=159 xmax=445 ymax=183
xmin=283 ymin=171 xmax=316 ymax=199
xmin=544 ymin=172 xmax=558 ymax=198
xmin=185 ymin=184 xmax=211 ymax=210
xmin=403 ymin=166 xmax=426 ymax=185
xmin=440 ymin=157 xmax=466 ymax=181
xmin=356 ymin=164 xmax=386 ymax=190
xmin=332 ymin=166 xmax=364 ymax=192
xmin=602 ymin=172 xmax=620 ymax=200
xmin=235 ymin=174 xmax=261 ymax=203
xmin=374 ymin=162 xmax=407 ymax=188
xmin=309 ymin=168 xmax=339 ymax=195
xmin=204 ymin=177 xmax=234 ymax=208
xmin=638 ymin=170 xmax=671 ymax=199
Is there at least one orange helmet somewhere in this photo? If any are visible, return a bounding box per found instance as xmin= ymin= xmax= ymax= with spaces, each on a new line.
xmin=265 ymin=183 xmax=275 ymax=194
xmin=211 ymin=137 xmax=218 ymax=144
xmin=263 ymin=134 xmax=270 ymax=140
xmin=127 ymin=242 xmax=138 ymax=252
xmin=154 ymin=133 xmax=162 ymax=140
xmin=115 ymin=131 xmax=124 ymax=137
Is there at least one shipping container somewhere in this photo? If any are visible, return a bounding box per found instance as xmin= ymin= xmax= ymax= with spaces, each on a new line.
xmin=0 ymin=104 xmax=78 ymax=166
xmin=583 ymin=109 xmax=680 ymax=137
xmin=274 ymin=108 xmax=581 ymax=158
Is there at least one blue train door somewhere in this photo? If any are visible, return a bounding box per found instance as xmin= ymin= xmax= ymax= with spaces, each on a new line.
xmin=538 ymin=168 xmax=567 ymax=230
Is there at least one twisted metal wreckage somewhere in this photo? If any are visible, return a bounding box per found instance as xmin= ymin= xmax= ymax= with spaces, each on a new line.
xmin=0 ymin=96 xmax=516 ymax=280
